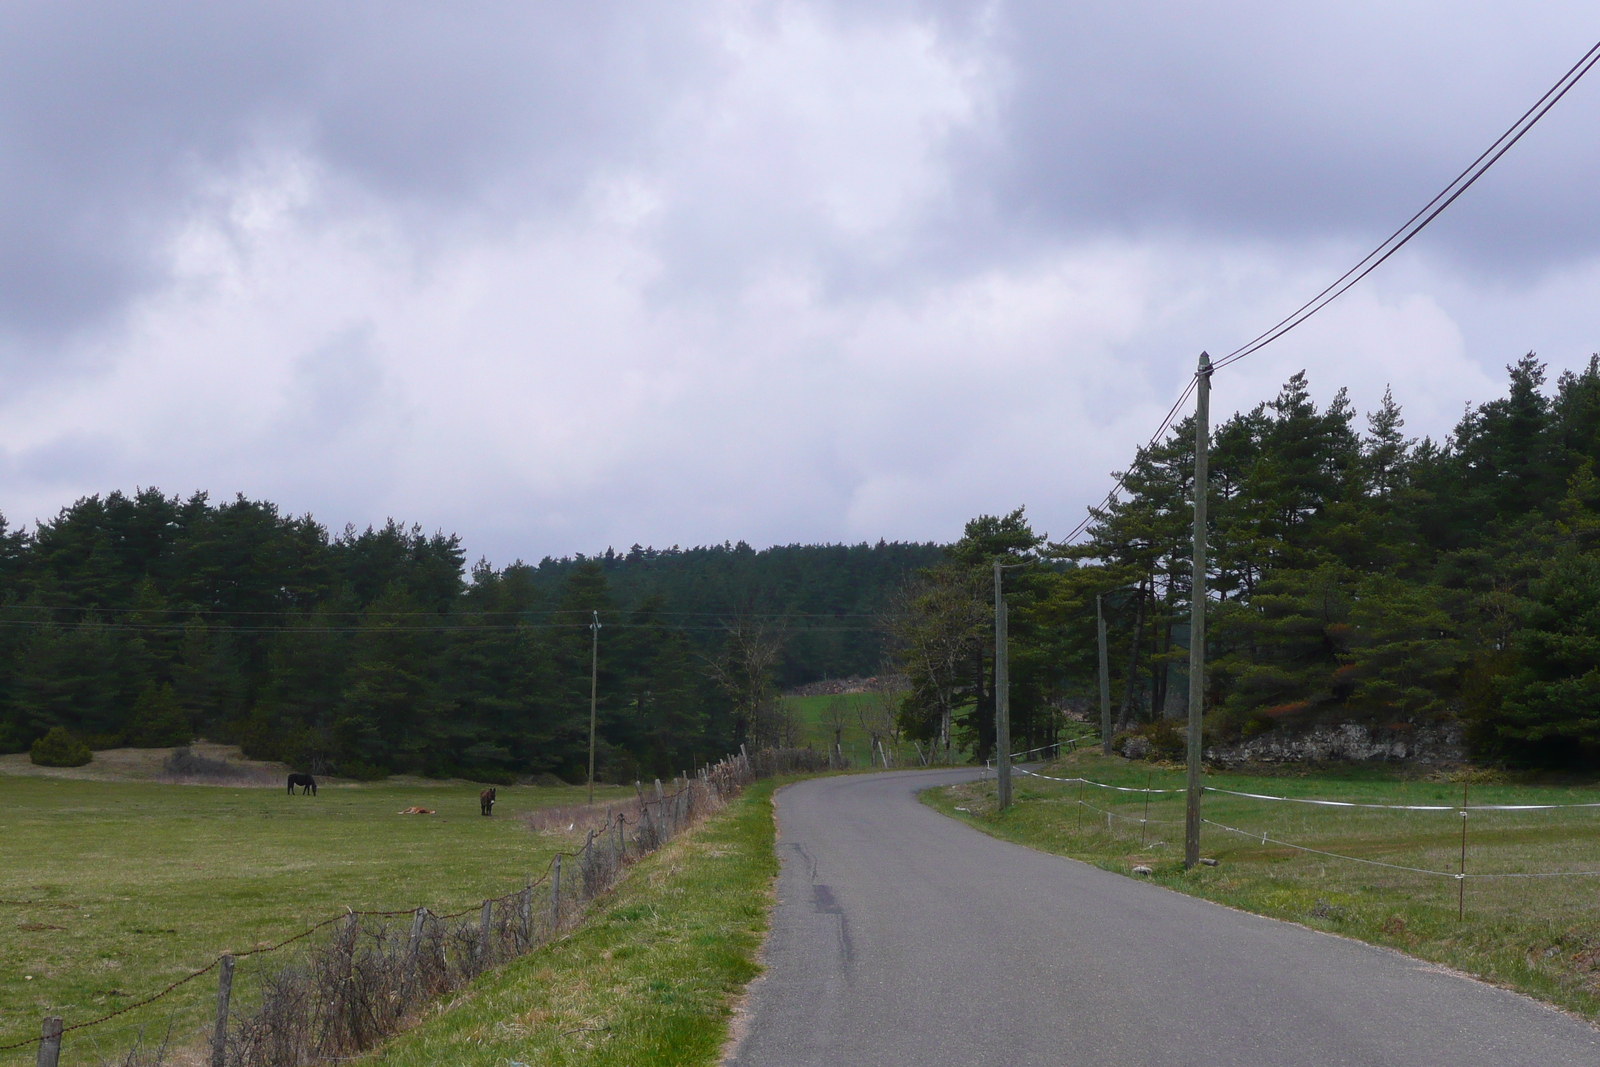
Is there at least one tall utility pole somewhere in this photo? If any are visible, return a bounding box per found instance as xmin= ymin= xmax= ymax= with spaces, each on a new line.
xmin=1097 ymin=593 xmax=1112 ymax=756
xmin=994 ymin=561 xmax=1011 ymax=811
xmin=588 ymin=610 xmax=601 ymax=805
xmin=1184 ymin=352 xmax=1213 ymax=869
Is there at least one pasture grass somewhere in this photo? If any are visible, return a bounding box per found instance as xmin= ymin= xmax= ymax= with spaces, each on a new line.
xmin=785 ymin=692 xmax=880 ymax=759
xmin=0 ymin=773 xmax=633 ymax=1063
xmin=365 ymin=779 xmax=779 ymax=1067
xmin=926 ymin=750 xmax=1600 ymax=1021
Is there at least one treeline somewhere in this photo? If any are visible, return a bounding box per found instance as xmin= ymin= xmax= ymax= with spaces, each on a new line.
xmin=885 ymin=355 xmax=1600 ymax=769
xmin=0 ymin=491 xmax=934 ymax=781
xmin=521 ymin=540 xmax=942 ymax=687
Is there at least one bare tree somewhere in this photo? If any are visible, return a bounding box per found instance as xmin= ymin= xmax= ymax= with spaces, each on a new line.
xmin=704 ymin=616 xmax=789 ymax=748
xmin=821 ymin=696 xmax=850 ymax=767
xmin=858 ymin=674 xmax=905 ymax=766
xmin=751 ymin=695 xmax=803 ymax=750
xmin=879 ymin=569 xmax=988 ymax=762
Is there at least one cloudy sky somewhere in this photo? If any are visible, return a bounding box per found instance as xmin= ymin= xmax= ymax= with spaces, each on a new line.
xmin=1 ymin=2 xmax=1596 ymax=563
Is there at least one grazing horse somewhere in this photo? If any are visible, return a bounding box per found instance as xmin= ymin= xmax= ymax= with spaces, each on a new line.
xmin=287 ymin=773 xmax=317 ymax=796
xmin=479 ymin=787 xmax=496 ymax=816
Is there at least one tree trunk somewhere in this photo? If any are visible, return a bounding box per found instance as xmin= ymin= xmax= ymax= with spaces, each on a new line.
xmin=1115 ymin=581 xmax=1148 ymax=731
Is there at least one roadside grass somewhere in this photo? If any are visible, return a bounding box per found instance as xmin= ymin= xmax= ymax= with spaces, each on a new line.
xmin=926 ymin=751 xmax=1600 ymax=1020
xmin=365 ymin=779 xmax=779 ymax=1067
xmin=0 ymin=774 xmax=633 ymax=1062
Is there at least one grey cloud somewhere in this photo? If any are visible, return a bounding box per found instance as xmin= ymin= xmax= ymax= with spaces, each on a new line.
xmin=0 ymin=0 xmax=716 ymax=343
xmin=6 ymin=0 xmax=1595 ymax=351
xmin=982 ymin=2 xmax=1600 ymax=272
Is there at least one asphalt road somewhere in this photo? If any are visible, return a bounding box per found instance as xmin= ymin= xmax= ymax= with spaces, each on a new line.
xmin=727 ymin=768 xmax=1600 ymax=1067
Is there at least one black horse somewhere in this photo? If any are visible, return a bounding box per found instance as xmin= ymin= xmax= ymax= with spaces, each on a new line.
xmin=287 ymin=773 xmax=317 ymax=796
xmin=479 ymin=787 xmax=496 ymax=816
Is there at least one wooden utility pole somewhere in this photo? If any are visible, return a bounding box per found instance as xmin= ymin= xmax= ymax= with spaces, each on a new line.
xmin=1097 ymin=593 xmax=1112 ymax=755
xmin=588 ymin=611 xmax=601 ymax=805
xmin=1184 ymin=352 xmax=1213 ymax=870
xmin=994 ymin=561 xmax=1012 ymax=811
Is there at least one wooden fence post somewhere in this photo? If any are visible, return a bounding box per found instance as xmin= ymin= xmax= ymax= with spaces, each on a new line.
xmin=36 ymin=1017 xmax=62 ymax=1067
xmin=520 ymin=882 xmax=533 ymax=945
xmin=211 ymin=954 xmax=235 ymax=1067
xmin=478 ymin=900 xmax=493 ymax=967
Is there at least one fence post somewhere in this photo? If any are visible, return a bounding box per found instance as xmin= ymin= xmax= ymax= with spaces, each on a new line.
xmin=406 ymin=907 xmax=428 ymax=966
xmin=478 ymin=900 xmax=493 ymax=967
xmin=211 ymin=954 xmax=235 ymax=1067
xmin=36 ymin=1017 xmax=62 ymax=1067
xmin=520 ymin=882 xmax=533 ymax=946
xmin=581 ymin=830 xmax=596 ymax=898
xmin=550 ymin=854 xmax=562 ymax=928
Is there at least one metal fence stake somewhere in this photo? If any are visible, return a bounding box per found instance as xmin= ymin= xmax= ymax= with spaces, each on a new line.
xmin=550 ymin=854 xmax=562 ymax=928
xmin=211 ymin=954 xmax=235 ymax=1067
xmin=406 ymin=907 xmax=428 ymax=965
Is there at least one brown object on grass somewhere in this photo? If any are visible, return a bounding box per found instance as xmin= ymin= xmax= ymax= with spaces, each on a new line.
xmin=397 ymin=806 xmax=435 ymax=815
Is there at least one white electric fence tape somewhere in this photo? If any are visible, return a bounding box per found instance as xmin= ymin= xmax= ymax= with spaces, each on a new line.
xmin=1009 ymin=767 xmax=1600 ymax=879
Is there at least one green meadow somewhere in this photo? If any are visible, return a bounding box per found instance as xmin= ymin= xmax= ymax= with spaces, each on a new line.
xmin=785 ymin=691 xmax=917 ymax=766
xmin=929 ymin=750 xmax=1600 ymax=1019
xmin=0 ymin=772 xmax=633 ymax=1063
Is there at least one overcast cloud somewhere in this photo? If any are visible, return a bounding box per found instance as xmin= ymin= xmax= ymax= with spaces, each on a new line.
xmin=1 ymin=1 xmax=1596 ymax=561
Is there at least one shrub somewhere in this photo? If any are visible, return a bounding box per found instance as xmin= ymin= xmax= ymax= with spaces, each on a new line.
xmin=162 ymin=746 xmax=233 ymax=777
xmin=0 ymin=720 xmax=33 ymax=755
xmin=125 ymin=684 xmax=192 ymax=747
xmin=466 ymin=769 xmax=516 ymax=786
xmin=338 ymin=760 xmax=389 ymax=781
xmin=31 ymin=727 xmax=92 ymax=767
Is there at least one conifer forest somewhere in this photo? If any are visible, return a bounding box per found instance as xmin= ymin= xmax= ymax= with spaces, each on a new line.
xmin=6 ymin=355 xmax=1600 ymax=775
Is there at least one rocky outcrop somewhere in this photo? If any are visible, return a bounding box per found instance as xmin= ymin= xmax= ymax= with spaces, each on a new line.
xmin=1205 ymin=720 xmax=1465 ymax=767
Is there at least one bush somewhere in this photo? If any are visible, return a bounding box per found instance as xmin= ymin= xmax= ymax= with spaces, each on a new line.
xmin=31 ymin=727 xmax=92 ymax=767
xmin=125 ymin=684 xmax=192 ymax=747
xmin=162 ymin=746 xmax=234 ymax=778
xmin=466 ymin=769 xmax=516 ymax=786
xmin=338 ymin=760 xmax=389 ymax=781
xmin=0 ymin=720 xmax=33 ymax=755
xmin=1114 ymin=720 xmax=1186 ymax=762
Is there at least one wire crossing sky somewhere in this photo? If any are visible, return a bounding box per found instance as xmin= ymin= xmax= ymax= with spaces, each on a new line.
xmin=1058 ymin=32 xmax=1600 ymax=547
xmin=1 ymin=3 xmax=1597 ymax=562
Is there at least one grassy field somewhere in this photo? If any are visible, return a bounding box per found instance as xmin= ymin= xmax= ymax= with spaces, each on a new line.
xmin=785 ymin=691 xmax=918 ymax=766
xmin=927 ymin=750 xmax=1600 ymax=1020
xmin=0 ymin=770 xmax=634 ymax=1063
xmin=368 ymin=779 xmax=780 ymax=1067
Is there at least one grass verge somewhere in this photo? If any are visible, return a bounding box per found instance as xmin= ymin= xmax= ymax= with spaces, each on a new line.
xmin=925 ymin=751 xmax=1600 ymax=1021
xmin=366 ymin=779 xmax=780 ymax=1067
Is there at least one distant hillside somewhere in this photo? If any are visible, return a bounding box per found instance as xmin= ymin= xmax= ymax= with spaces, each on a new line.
xmin=522 ymin=541 xmax=946 ymax=686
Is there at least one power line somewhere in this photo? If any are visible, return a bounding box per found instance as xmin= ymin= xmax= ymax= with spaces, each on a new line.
xmin=0 ymin=605 xmax=882 ymax=619
xmin=1063 ymin=35 xmax=1600 ymax=546
xmin=1213 ymin=35 xmax=1600 ymax=373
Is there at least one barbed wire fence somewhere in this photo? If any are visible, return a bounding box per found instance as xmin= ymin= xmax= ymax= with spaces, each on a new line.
xmin=6 ymin=745 xmax=814 ymax=1067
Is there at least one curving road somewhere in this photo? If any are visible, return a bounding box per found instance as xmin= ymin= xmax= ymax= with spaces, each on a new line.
xmin=727 ymin=768 xmax=1600 ymax=1067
